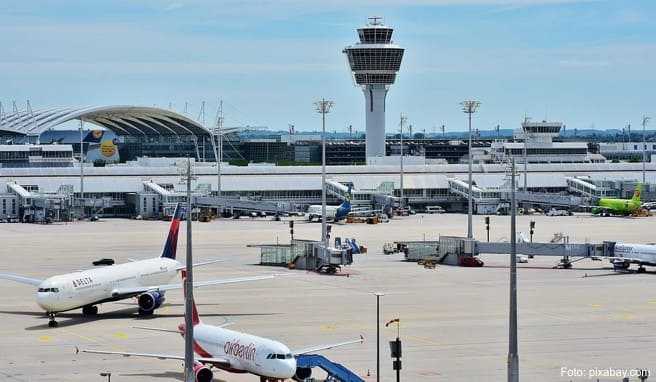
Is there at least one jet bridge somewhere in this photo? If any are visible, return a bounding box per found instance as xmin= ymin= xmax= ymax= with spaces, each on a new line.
xmin=295 ymin=354 xmax=364 ymax=382
xmin=195 ymin=195 xmax=299 ymax=216
xmin=448 ymin=177 xmax=591 ymax=212
xmin=250 ymin=238 xmax=356 ymax=274
xmin=398 ymin=235 xmax=615 ymax=267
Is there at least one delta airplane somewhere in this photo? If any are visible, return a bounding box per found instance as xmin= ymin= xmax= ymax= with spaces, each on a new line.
xmin=0 ymin=204 xmax=275 ymax=327
xmin=611 ymin=243 xmax=656 ymax=272
xmin=307 ymin=186 xmax=353 ymax=222
xmin=80 ymin=271 xmax=364 ymax=382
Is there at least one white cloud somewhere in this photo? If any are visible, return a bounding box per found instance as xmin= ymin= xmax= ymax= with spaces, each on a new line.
xmin=164 ymin=2 xmax=185 ymax=12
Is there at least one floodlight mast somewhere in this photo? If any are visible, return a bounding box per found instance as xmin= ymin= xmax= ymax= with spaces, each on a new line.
xmin=461 ymin=100 xmax=480 ymax=239
xmin=643 ymin=115 xmax=651 ymax=185
xmin=182 ymin=158 xmax=196 ymax=382
xmin=315 ymin=99 xmax=334 ymax=256
xmin=399 ymin=113 xmax=407 ymax=210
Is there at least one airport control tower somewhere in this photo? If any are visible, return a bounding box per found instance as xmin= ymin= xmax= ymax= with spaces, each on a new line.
xmin=343 ymin=17 xmax=404 ymax=158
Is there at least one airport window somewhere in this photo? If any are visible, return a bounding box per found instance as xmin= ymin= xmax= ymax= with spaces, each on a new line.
xmin=11 ymin=199 xmax=16 ymax=214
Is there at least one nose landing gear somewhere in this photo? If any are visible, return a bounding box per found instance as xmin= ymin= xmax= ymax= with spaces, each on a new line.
xmin=48 ymin=313 xmax=58 ymax=328
xmin=82 ymin=305 xmax=99 ymax=316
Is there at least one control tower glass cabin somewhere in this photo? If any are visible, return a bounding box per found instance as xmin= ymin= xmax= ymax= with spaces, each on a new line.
xmin=343 ymin=17 xmax=404 ymax=158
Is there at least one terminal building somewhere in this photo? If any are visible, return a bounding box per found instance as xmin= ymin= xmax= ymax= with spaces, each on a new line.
xmin=1 ymin=105 xmax=654 ymax=221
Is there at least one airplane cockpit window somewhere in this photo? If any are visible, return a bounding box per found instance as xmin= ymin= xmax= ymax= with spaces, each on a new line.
xmin=37 ymin=288 xmax=59 ymax=293
xmin=267 ymin=353 xmax=293 ymax=360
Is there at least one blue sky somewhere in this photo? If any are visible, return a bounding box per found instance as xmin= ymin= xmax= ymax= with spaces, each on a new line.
xmin=0 ymin=0 xmax=654 ymax=133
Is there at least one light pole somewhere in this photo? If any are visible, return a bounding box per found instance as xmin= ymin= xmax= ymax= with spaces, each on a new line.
xmin=373 ymin=292 xmax=385 ymax=382
xmin=79 ymin=119 xmax=85 ymax=219
xmin=508 ymin=158 xmax=519 ymax=382
xmin=315 ymin=99 xmax=334 ymax=258
xmin=461 ymin=100 xmax=480 ymax=239
xmin=216 ymin=100 xmax=224 ymax=198
xmin=399 ymin=114 xmax=407 ymax=210
xmin=183 ymin=158 xmax=196 ymax=382
xmin=642 ymin=115 xmax=651 ymax=185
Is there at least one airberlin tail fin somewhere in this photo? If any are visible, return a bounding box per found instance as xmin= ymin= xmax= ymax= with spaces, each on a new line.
xmin=180 ymin=270 xmax=201 ymax=326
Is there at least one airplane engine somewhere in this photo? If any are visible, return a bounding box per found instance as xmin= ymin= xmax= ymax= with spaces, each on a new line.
xmin=138 ymin=291 xmax=165 ymax=314
xmin=612 ymin=260 xmax=630 ymax=270
xmin=194 ymin=362 xmax=213 ymax=382
xmin=295 ymin=367 xmax=312 ymax=380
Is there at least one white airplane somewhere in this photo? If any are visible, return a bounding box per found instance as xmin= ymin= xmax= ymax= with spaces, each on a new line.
xmin=611 ymin=243 xmax=656 ymax=272
xmin=0 ymin=204 xmax=275 ymax=327
xmin=80 ymin=271 xmax=364 ymax=382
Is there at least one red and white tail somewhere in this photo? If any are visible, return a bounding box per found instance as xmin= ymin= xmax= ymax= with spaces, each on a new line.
xmin=181 ymin=270 xmax=201 ymax=326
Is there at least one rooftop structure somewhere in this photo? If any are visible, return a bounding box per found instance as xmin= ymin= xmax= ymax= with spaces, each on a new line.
xmin=343 ymin=17 xmax=404 ymax=159
xmin=0 ymin=144 xmax=74 ymax=168
xmin=0 ymin=105 xmax=212 ymax=138
xmin=491 ymin=120 xmax=605 ymax=164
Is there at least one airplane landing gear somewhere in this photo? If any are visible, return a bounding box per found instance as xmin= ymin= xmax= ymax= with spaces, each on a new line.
xmin=637 ymin=266 xmax=647 ymax=273
xmin=48 ymin=313 xmax=58 ymax=328
xmin=82 ymin=305 xmax=98 ymax=316
xmin=555 ymin=256 xmax=572 ymax=269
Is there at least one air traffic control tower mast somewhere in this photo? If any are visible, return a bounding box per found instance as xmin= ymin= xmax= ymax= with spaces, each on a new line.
xmin=343 ymin=17 xmax=404 ymax=159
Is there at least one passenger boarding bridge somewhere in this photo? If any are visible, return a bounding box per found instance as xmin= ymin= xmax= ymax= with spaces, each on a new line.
xmin=448 ymin=177 xmax=591 ymax=213
xmin=398 ymin=235 xmax=615 ymax=269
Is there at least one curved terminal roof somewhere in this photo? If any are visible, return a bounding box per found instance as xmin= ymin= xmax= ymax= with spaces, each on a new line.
xmin=0 ymin=106 xmax=211 ymax=137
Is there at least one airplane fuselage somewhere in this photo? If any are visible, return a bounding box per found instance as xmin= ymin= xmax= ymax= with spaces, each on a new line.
xmin=613 ymin=243 xmax=656 ymax=267
xmin=593 ymin=198 xmax=640 ymax=215
xmin=36 ymin=258 xmax=180 ymax=313
xmin=188 ymin=323 xmax=297 ymax=379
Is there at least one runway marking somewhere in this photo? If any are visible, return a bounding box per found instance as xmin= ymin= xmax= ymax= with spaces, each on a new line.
xmin=405 ymin=335 xmax=443 ymax=347
xmin=38 ymin=335 xmax=52 ymax=342
xmin=61 ymin=329 xmax=99 ymax=344
xmin=113 ymin=331 xmax=128 ymax=339
xmin=320 ymin=324 xmax=336 ymax=332
xmin=648 ymin=300 xmax=656 ymax=305
xmin=590 ymin=304 xmax=602 ymax=308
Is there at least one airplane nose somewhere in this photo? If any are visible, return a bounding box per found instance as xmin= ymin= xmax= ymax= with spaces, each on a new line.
xmin=287 ymin=360 xmax=297 ymax=377
xmin=35 ymin=292 xmax=52 ymax=310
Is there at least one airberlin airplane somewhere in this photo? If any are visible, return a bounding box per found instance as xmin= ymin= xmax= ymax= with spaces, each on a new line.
xmin=0 ymin=204 xmax=276 ymax=327
xmin=80 ymin=272 xmax=364 ymax=382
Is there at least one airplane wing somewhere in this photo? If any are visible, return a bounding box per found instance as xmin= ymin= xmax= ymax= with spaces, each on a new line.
xmin=610 ymin=256 xmax=648 ymax=264
xmin=77 ymin=348 xmax=231 ymax=368
xmin=133 ymin=320 xmax=232 ymax=334
xmin=111 ymin=274 xmax=277 ymax=296
xmin=176 ymin=259 xmax=224 ymax=270
xmin=292 ymin=335 xmax=364 ymax=356
xmin=0 ymin=273 xmax=44 ymax=286
xmin=133 ymin=325 xmax=181 ymax=334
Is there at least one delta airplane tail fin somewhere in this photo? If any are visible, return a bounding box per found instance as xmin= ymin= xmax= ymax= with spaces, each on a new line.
xmin=161 ymin=203 xmax=185 ymax=259
xmin=181 ymin=270 xmax=201 ymax=326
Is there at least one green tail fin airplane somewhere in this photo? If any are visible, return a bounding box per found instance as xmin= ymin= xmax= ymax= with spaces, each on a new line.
xmin=592 ymin=185 xmax=642 ymax=216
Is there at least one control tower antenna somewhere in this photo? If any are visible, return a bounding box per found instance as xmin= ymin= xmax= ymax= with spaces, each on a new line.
xmin=369 ymin=16 xmax=383 ymax=25
xmin=344 ymin=17 xmax=404 ymax=160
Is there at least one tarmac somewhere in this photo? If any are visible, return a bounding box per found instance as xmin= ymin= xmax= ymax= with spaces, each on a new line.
xmin=1 ymin=213 xmax=655 ymax=381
